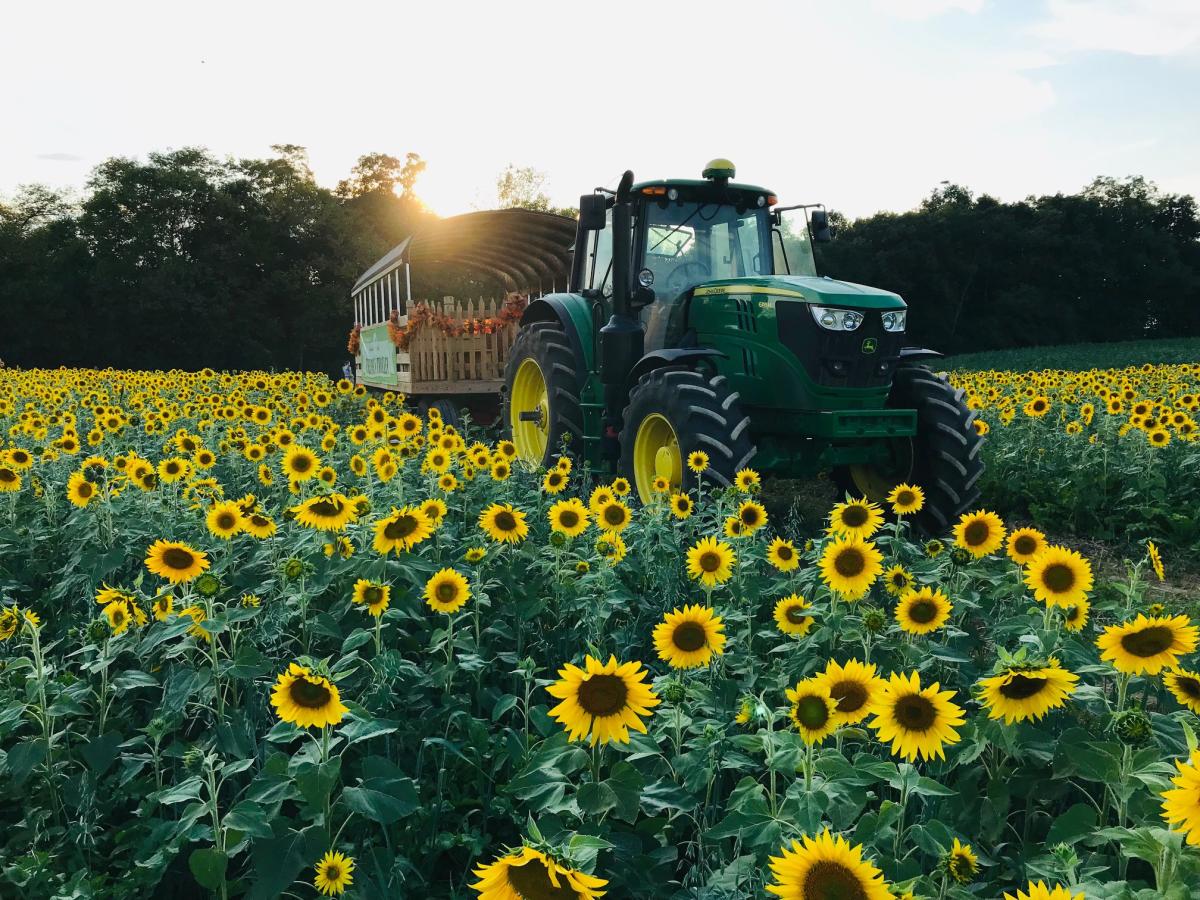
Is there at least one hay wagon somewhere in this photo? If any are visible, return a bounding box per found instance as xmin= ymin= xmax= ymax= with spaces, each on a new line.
xmin=348 ymin=209 xmax=575 ymax=426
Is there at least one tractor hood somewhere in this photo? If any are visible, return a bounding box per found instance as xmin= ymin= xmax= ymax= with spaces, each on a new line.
xmin=690 ymin=275 xmax=906 ymax=311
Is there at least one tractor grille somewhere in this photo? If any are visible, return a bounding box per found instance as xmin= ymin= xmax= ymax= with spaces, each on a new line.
xmin=775 ymin=301 xmax=904 ymax=388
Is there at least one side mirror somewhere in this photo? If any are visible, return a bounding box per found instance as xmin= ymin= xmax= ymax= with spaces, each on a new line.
xmin=810 ymin=209 xmax=833 ymax=243
xmin=579 ymin=194 xmax=607 ymax=231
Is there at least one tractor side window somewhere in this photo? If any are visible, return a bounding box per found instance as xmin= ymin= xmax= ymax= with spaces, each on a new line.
xmin=588 ymin=209 xmax=614 ymax=296
xmin=737 ymin=215 xmax=769 ymax=276
xmin=709 ymin=222 xmax=737 ymax=278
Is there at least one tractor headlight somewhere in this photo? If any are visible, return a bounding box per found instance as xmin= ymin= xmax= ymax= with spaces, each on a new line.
xmin=810 ymin=306 xmax=864 ymax=331
xmin=881 ymin=310 xmax=907 ymax=333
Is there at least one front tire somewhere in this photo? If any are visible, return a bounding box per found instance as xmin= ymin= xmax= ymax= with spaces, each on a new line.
xmin=836 ymin=365 xmax=984 ymax=534
xmin=500 ymin=321 xmax=583 ymax=467
xmin=618 ymin=367 xmax=757 ymax=504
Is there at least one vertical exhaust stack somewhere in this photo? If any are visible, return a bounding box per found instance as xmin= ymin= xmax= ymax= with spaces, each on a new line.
xmin=598 ymin=170 xmax=644 ymax=459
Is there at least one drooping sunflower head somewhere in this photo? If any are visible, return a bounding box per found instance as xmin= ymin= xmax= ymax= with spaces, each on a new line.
xmin=868 ymin=670 xmax=966 ymax=762
xmin=1147 ymin=540 xmax=1166 ymax=582
xmin=1024 ymin=545 xmax=1093 ymax=608
xmin=686 ymin=536 xmax=736 ymax=587
xmin=1096 ymin=613 xmax=1199 ymax=675
xmin=766 ymin=537 xmax=799 ymax=572
xmin=1164 ymin=668 xmax=1200 ymax=715
xmin=952 ymin=509 xmax=1007 ymax=558
xmin=424 ymin=568 xmax=471 ymax=614
xmin=145 ymin=539 xmax=210 ymax=584
xmin=548 ymin=498 xmax=590 ymax=538
xmin=818 ymin=534 xmax=884 ymax=601
xmin=546 ymin=654 xmax=660 ymax=745
xmin=270 ymin=662 xmax=347 ymax=729
xmin=766 ymin=830 xmax=893 ymax=900
xmin=887 ymin=482 xmax=925 ymax=515
xmin=1006 ymin=527 xmax=1047 ymax=565
xmin=943 ymin=838 xmax=979 ymax=885
xmin=895 ymin=586 xmax=953 ymax=636
xmin=773 ymin=594 xmax=815 ymax=637
xmin=373 ymin=505 xmax=434 ymax=554
xmin=815 ymin=658 xmax=885 ymax=726
xmin=292 ymin=493 xmax=358 ymax=533
xmin=471 ymin=845 xmax=607 ymax=900
xmin=653 ymin=604 xmax=726 ymax=669
xmin=479 ymin=503 xmax=529 ymax=544
xmin=786 ymin=679 xmax=839 ymax=745
xmin=829 ymin=498 xmax=884 ymax=539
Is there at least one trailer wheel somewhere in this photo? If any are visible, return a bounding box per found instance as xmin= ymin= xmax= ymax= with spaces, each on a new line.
xmin=618 ymin=367 xmax=757 ymax=505
xmin=834 ymin=365 xmax=984 ymax=534
xmin=500 ymin=321 xmax=583 ymax=467
xmin=416 ymin=397 xmax=461 ymax=431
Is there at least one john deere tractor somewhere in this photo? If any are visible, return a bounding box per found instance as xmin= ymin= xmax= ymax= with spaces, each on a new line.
xmin=501 ymin=161 xmax=982 ymax=532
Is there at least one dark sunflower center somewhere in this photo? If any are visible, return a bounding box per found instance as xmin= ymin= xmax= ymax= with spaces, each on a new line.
xmin=0 ymin=468 xmax=15 ymax=483
xmin=577 ymin=673 xmax=628 ymax=718
xmin=893 ymin=694 xmax=937 ymax=732
xmin=1041 ymin=563 xmax=1075 ymax=593
xmin=777 ymin=545 xmax=794 ymax=560
xmin=801 ymin=860 xmax=869 ymax=899
xmin=891 ymin=572 xmax=908 ymax=587
xmin=741 ymin=507 xmax=760 ymax=526
xmin=603 ymin=505 xmax=625 ymax=526
xmin=1066 ymin=605 xmax=1081 ymax=622
xmin=896 ymin=490 xmax=916 ymax=507
xmin=1013 ymin=535 xmax=1038 ymax=556
xmin=309 ymin=498 xmax=344 ymax=517
xmin=558 ymin=510 xmax=580 ymax=529
xmin=291 ymin=455 xmax=312 ymax=473
xmin=506 ymin=858 xmax=580 ymax=900
xmin=112 ymin=608 xmax=126 ymax=625
xmin=216 ymin=513 xmax=237 ymax=530
xmin=950 ymin=855 xmax=974 ymax=880
xmin=841 ymin=506 xmax=869 ymax=528
xmin=999 ymin=673 xmax=1048 ymax=700
xmin=1176 ymin=676 xmax=1200 ymax=699
xmin=794 ymin=695 xmax=830 ymax=730
xmin=1034 ymin=400 xmax=1047 ymax=411
xmin=831 ymin=680 xmax=868 ymax=713
xmin=325 ymin=865 xmax=341 ymax=881
xmin=963 ymin=521 xmax=989 ymax=546
xmin=699 ymin=551 xmax=722 ymax=573
xmin=549 ymin=473 xmax=562 ymax=486
xmin=908 ymin=599 xmax=938 ymax=624
xmin=495 ymin=511 xmax=517 ymax=531
xmin=250 ymin=514 xmax=269 ymax=527
xmin=364 ymin=586 xmax=383 ymax=604
xmin=435 ymin=582 xmax=458 ymax=603
xmin=834 ymin=548 xmax=865 ymax=577
xmin=289 ymin=677 xmax=332 ymax=709
xmin=786 ymin=604 xmax=809 ymax=624
xmin=384 ymin=515 xmax=417 ymax=539
xmin=1120 ymin=626 xmax=1174 ymax=658
xmin=166 ymin=462 xmax=180 ymax=474
xmin=162 ymin=548 xmax=196 ymax=570
xmin=675 ymin=499 xmax=689 ymax=511
xmin=673 ymin=621 xmax=708 ymax=652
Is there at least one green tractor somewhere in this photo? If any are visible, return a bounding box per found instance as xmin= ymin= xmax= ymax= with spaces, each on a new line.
xmin=501 ymin=160 xmax=983 ymax=532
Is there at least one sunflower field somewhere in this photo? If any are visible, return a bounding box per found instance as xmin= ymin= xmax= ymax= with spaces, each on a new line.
xmin=950 ymin=362 xmax=1200 ymax=552
xmin=1 ymin=367 xmax=1200 ymax=900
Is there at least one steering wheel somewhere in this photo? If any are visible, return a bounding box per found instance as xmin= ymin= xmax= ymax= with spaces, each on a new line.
xmin=666 ymin=261 xmax=711 ymax=295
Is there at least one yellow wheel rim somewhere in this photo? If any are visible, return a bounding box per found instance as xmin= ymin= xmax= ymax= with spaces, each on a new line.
xmin=510 ymin=358 xmax=549 ymax=463
xmin=633 ymin=413 xmax=682 ymax=504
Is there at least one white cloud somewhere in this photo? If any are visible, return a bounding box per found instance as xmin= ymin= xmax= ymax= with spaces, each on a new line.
xmin=1032 ymin=0 xmax=1200 ymax=57
xmin=870 ymin=0 xmax=984 ymax=20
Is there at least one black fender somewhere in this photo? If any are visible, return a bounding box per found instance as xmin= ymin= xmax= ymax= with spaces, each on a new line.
xmin=626 ymin=348 xmax=727 ymax=392
xmin=898 ymin=347 xmax=943 ymax=363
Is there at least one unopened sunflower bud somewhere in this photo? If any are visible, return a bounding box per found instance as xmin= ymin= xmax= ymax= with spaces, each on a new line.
xmin=1114 ymin=708 xmax=1152 ymax=747
xmin=661 ymin=679 xmax=686 ymax=704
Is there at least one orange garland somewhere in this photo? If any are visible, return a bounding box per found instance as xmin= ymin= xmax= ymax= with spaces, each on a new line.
xmin=347 ymin=324 xmax=361 ymax=355
xmin=388 ymin=293 xmax=528 ymax=351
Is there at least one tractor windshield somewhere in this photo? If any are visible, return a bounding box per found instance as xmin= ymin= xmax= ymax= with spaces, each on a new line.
xmin=638 ymin=201 xmax=772 ymax=296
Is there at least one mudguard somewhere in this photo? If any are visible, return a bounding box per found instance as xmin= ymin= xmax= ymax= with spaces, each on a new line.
xmin=522 ymin=293 xmax=595 ymax=373
xmin=626 ymin=348 xmax=727 ymax=391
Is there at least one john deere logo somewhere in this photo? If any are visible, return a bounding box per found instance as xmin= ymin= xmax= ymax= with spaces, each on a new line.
xmin=861 ymin=338 xmax=878 ymax=354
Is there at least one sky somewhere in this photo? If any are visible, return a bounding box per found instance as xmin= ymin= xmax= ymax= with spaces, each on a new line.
xmin=2 ymin=0 xmax=1199 ymax=219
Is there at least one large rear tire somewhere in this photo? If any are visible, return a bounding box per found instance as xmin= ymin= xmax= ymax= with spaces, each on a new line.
xmin=618 ymin=367 xmax=757 ymax=504
xmin=500 ymin=321 xmax=583 ymax=468
xmin=835 ymin=366 xmax=984 ymax=534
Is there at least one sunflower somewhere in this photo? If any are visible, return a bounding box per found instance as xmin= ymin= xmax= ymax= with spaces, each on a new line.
xmin=1003 ymin=882 xmax=1084 ymax=900
xmin=1063 ymin=597 xmax=1090 ymax=632
xmin=588 ymin=486 xmax=615 ymax=514
xmin=868 ymin=670 xmax=965 ymax=761
xmin=151 ymin=593 xmax=173 ymax=621
xmin=766 ymin=830 xmax=893 ymax=900
xmin=944 ymin=838 xmax=978 ymax=885
xmin=766 ymin=537 xmax=799 ymax=572
xmin=595 ymin=532 xmax=627 ymax=565
xmin=829 ymin=498 xmax=884 ymax=539
xmin=815 ymin=658 xmax=886 ymax=726
xmin=952 ymin=509 xmax=1006 ymax=558
xmin=145 ymin=539 xmax=210 ymax=584
xmin=895 ymin=587 xmax=953 ymax=636
xmin=206 ymin=500 xmax=244 ymax=540
xmin=978 ymin=659 xmax=1078 ymax=724
xmin=1006 ymin=527 xmax=1047 ymax=565
xmin=291 ymin=493 xmax=358 ymax=532
xmin=282 ymin=445 xmax=321 ymax=481
xmin=67 ymin=471 xmax=98 ymax=507
xmin=887 ymin=483 xmax=924 ymax=515
xmin=734 ymin=468 xmax=760 ymax=491
xmin=103 ymin=599 xmax=131 ymax=636
xmin=924 ymin=538 xmax=945 ymax=558
xmin=669 ymin=492 xmax=694 ymax=519
xmin=786 ymin=679 xmax=839 ymax=744
xmin=270 ymin=662 xmax=347 ymax=728
xmin=479 ymin=503 xmax=529 ymax=544
xmin=373 ymin=505 xmax=434 ymax=554
xmin=596 ymin=499 xmax=632 ymax=533
xmin=313 ymin=850 xmax=354 ymax=897
xmin=1165 ymin=668 xmax=1200 ymax=714
xmin=883 ymin=565 xmax=914 ymax=597
xmin=1162 ymin=750 xmax=1200 ymax=846
xmin=422 ymin=498 xmax=448 ymax=524
xmin=723 ymin=517 xmax=745 ymax=539
xmin=818 ymin=535 xmax=884 ymax=600
xmin=0 ymin=466 xmax=20 ymax=493
xmin=546 ymin=654 xmax=660 ymax=745
xmin=471 ymin=845 xmax=607 ymax=900
xmin=1097 ymin=614 xmax=1198 ymax=675
xmin=653 ymin=605 xmax=726 ymax=669
xmin=465 ymin=547 xmax=487 ymax=563
xmin=352 ymin=579 xmax=391 ymax=617
xmin=738 ymin=500 xmax=768 ymax=533
xmin=424 ymin=568 xmax=471 ymax=614
xmin=1147 ymin=540 xmax=1165 ymax=582
xmin=157 ymin=457 xmax=190 ymax=483
xmin=0 ymin=608 xmax=19 ymax=642
xmin=243 ymin=511 xmax=277 ymax=539
xmin=548 ymin=498 xmax=590 ymax=538
xmin=687 ymin=450 xmax=709 ymax=474
xmin=774 ymin=594 xmax=815 ymax=636
xmin=542 ymin=469 xmax=568 ymax=494
xmin=686 ymin=536 xmax=736 ymax=587
xmin=1024 ymin=546 xmax=1093 ymax=608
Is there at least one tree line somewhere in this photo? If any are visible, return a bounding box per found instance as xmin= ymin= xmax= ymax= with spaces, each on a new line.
xmin=2 ymin=146 xmax=1197 ymax=376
